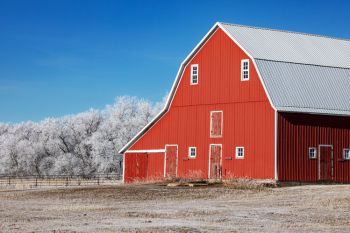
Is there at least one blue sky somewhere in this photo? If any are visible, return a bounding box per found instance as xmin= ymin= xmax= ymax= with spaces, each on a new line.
xmin=1 ymin=0 xmax=350 ymax=122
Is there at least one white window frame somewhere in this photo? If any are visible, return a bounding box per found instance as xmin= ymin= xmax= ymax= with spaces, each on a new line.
xmin=241 ymin=59 xmax=249 ymax=81
xmin=343 ymin=148 xmax=350 ymax=160
xmin=210 ymin=110 xmax=223 ymax=138
xmin=308 ymin=147 xmax=317 ymax=159
xmin=190 ymin=64 xmax=199 ymax=85
xmin=235 ymin=146 xmax=244 ymax=159
xmin=188 ymin=147 xmax=197 ymax=158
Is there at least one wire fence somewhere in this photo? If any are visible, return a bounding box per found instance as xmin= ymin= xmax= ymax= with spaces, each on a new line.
xmin=0 ymin=173 xmax=123 ymax=190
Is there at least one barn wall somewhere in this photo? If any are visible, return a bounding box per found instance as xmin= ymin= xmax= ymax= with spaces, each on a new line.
xmin=126 ymin=28 xmax=276 ymax=180
xmin=278 ymin=112 xmax=350 ymax=182
xmin=124 ymin=152 xmax=164 ymax=183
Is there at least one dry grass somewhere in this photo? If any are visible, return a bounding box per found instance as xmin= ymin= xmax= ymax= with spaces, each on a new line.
xmin=1 ymin=184 xmax=350 ymax=232
xmin=223 ymin=178 xmax=278 ymax=190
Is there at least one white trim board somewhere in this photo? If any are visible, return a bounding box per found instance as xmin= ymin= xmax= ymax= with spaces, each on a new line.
xmin=122 ymin=153 xmax=125 ymax=183
xmin=125 ymin=149 xmax=166 ymax=153
xmin=274 ymin=111 xmax=278 ymax=180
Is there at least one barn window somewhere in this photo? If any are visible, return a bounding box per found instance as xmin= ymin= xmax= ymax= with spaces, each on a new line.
xmin=343 ymin=149 xmax=350 ymax=160
xmin=210 ymin=111 xmax=223 ymax=138
xmin=308 ymin=147 xmax=317 ymax=159
xmin=188 ymin=147 xmax=197 ymax=158
xmin=191 ymin=64 xmax=199 ymax=85
xmin=241 ymin=59 xmax=249 ymax=81
xmin=236 ymin=147 xmax=244 ymax=159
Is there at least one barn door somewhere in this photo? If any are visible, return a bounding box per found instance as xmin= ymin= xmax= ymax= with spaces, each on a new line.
xmin=319 ymin=145 xmax=333 ymax=182
xmin=210 ymin=111 xmax=223 ymax=138
xmin=209 ymin=144 xmax=222 ymax=180
xmin=165 ymin=145 xmax=178 ymax=179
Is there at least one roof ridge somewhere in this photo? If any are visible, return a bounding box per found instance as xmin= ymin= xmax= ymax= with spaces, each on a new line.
xmin=218 ymin=22 xmax=350 ymax=43
xmin=255 ymin=58 xmax=350 ymax=70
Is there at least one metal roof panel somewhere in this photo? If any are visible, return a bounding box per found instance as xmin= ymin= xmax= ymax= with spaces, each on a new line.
xmin=220 ymin=22 xmax=350 ymax=68
xmin=255 ymin=59 xmax=350 ymax=115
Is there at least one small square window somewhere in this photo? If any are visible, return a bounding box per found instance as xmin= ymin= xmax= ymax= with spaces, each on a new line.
xmin=188 ymin=147 xmax=197 ymax=158
xmin=236 ymin=147 xmax=244 ymax=159
xmin=343 ymin=149 xmax=350 ymax=160
xmin=191 ymin=64 xmax=199 ymax=85
xmin=308 ymin=147 xmax=317 ymax=159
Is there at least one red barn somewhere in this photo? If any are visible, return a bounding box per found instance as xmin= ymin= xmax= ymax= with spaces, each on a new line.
xmin=119 ymin=22 xmax=350 ymax=183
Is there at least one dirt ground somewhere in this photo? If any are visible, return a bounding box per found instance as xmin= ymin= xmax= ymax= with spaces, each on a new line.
xmin=1 ymin=183 xmax=350 ymax=233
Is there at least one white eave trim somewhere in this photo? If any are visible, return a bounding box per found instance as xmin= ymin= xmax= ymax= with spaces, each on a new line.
xmin=125 ymin=149 xmax=166 ymax=154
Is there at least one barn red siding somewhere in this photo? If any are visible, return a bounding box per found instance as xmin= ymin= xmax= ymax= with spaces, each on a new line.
xmin=278 ymin=112 xmax=350 ymax=182
xmin=126 ymin=28 xmax=276 ymax=181
xmin=124 ymin=152 xmax=164 ymax=183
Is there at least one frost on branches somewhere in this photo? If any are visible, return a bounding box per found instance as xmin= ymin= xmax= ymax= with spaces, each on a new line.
xmin=0 ymin=96 xmax=166 ymax=177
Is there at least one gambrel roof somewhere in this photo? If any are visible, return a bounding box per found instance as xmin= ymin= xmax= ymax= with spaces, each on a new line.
xmin=119 ymin=22 xmax=350 ymax=153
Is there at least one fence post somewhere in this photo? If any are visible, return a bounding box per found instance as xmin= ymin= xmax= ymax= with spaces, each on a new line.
xmin=35 ymin=178 xmax=38 ymax=187
xmin=8 ymin=177 xmax=10 ymax=185
xmin=66 ymin=177 xmax=69 ymax=186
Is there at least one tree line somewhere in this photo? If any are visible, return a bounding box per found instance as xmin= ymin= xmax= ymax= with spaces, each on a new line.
xmin=0 ymin=96 xmax=165 ymax=177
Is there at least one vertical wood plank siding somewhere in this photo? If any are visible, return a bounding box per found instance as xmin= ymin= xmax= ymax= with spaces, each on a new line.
xmin=126 ymin=28 xmax=276 ymax=181
xmin=278 ymin=112 xmax=350 ymax=182
xmin=124 ymin=152 xmax=164 ymax=183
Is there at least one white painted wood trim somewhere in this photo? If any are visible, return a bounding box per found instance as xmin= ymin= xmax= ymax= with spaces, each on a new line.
xmin=122 ymin=153 xmax=125 ymax=183
xmin=125 ymin=149 xmax=166 ymax=153
xmin=274 ymin=111 xmax=278 ymax=180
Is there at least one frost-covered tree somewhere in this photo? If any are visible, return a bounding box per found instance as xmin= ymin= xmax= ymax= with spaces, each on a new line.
xmin=0 ymin=95 xmax=166 ymax=177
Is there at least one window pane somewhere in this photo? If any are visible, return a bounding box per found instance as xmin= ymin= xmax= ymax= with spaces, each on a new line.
xmin=344 ymin=149 xmax=350 ymax=159
xmin=189 ymin=148 xmax=196 ymax=157
xmin=236 ymin=147 xmax=244 ymax=157
xmin=309 ymin=148 xmax=316 ymax=159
